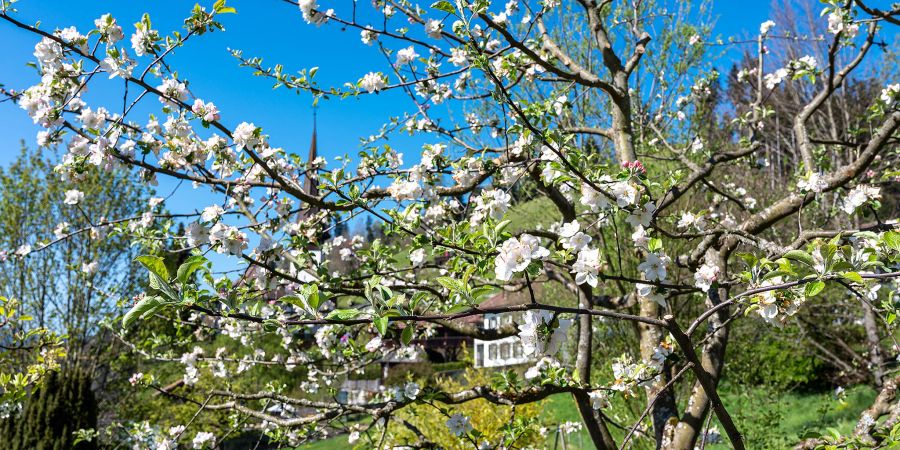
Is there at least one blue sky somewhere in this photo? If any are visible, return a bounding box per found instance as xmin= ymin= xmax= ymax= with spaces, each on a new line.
xmin=0 ymin=0 xmax=776 ymax=164
xmin=0 ymin=0 xmax=794 ymax=225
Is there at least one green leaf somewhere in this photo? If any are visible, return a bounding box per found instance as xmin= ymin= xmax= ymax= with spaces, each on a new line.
xmin=804 ymin=280 xmax=825 ymax=297
xmin=431 ymin=0 xmax=456 ymax=14
xmin=494 ymin=220 xmax=511 ymax=236
xmin=135 ymin=255 xmax=169 ymax=280
xmin=401 ymin=325 xmax=414 ymax=345
xmin=279 ymin=295 xmax=305 ymax=308
xmin=148 ymin=272 xmax=178 ymax=301
xmin=175 ymin=255 xmax=207 ymax=284
xmin=842 ymin=271 xmax=863 ymax=283
xmin=783 ymin=250 xmax=815 ymax=267
xmin=436 ymin=276 xmax=464 ymax=292
xmin=373 ymin=315 xmax=389 ymax=335
xmin=445 ymin=304 xmax=471 ymax=314
xmin=884 ymin=231 xmax=900 ymax=252
xmin=470 ymin=286 xmax=495 ymax=303
xmin=762 ymin=270 xmax=791 ymax=281
xmin=280 ymin=285 xmax=321 ymax=315
xmin=123 ymin=296 xmax=163 ymax=328
xmin=799 ymin=431 xmax=822 ymax=440
xmin=305 ymin=284 xmax=321 ymax=310
xmin=325 ymin=309 xmax=361 ymax=321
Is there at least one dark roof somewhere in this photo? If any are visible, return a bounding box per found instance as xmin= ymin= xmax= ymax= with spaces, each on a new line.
xmin=478 ymin=285 xmax=542 ymax=309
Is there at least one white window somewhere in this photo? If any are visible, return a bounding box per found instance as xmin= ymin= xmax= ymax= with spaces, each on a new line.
xmin=475 ymin=343 xmax=484 ymax=367
xmin=513 ymin=342 xmax=523 ymax=358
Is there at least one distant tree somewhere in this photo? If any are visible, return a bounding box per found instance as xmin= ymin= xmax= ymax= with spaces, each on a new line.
xmin=0 ymin=145 xmax=148 ymax=442
xmin=332 ymin=215 xmax=348 ymax=238
xmin=0 ymin=369 xmax=98 ymax=450
xmin=0 ymin=145 xmax=149 ymax=371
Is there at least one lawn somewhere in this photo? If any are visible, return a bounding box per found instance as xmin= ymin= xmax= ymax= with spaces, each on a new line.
xmin=294 ymin=437 xmax=345 ymax=450
xmin=291 ymin=383 xmax=877 ymax=449
xmin=537 ymin=384 xmax=876 ymax=449
xmin=707 ymin=384 xmax=876 ymax=449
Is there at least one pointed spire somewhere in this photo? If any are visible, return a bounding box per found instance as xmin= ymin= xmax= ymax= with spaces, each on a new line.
xmin=304 ymin=106 xmax=319 ymax=199
xmin=298 ymin=107 xmax=326 ymax=250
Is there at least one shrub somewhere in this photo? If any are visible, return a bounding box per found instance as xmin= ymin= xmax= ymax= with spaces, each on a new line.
xmin=1 ymin=369 xmax=98 ymax=450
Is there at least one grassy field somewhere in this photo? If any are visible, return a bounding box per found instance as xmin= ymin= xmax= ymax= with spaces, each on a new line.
xmin=534 ymin=384 xmax=876 ymax=450
xmin=293 ymin=384 xmax=876 ymax=449
xmin=535 ymin=384 xmax=876 ymax=450
xmin=707 ymin=383 xmax=875 ymax=449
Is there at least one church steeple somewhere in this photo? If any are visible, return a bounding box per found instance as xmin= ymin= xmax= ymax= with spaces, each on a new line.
xmin=304 ymin=108 xmax=319 ymax=200
xmin=298 ymin=108 xmax=327 ymax=253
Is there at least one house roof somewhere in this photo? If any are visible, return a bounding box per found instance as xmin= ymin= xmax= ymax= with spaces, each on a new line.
xmin=478 ymin=285 xmax=542 ymax=309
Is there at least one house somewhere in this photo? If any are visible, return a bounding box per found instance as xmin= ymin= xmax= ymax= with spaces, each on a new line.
xmin=338 ymin=379 xmax=382 ymax=405
xmin=472 ymin=289 xmax=535 ymax=368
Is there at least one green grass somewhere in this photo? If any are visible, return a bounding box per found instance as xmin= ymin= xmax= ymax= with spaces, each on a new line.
xmin=288 ymin=385 xmax=877 ymax=449
xmin=705 ymin=384 xmax=876 ymax=449
xmin=506 ymin=197 xmax=561 ymax=233
xmin=529 ymin=385 xmax=877 ymax=450
xmin=538 ymin=394 xmax=594 ymax=449
xmin=292 ymin=437 xmax=345 ymax=450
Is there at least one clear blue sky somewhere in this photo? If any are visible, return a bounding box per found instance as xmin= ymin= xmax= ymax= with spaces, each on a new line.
xmin=0 ymin=0 xmax=777 ymax=165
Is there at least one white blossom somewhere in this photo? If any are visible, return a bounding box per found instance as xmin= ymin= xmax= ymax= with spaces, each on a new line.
xmin=517 ymin=310 xmax=572 ymax=357
xmin=53 ymin=222 xmax=70 ymax=239
xmin=425 ymin=19 xmax=443 ymax=38
xmin=409 ymin=248 xmax=426 ymax=267
xmin=797 ymin=172 xmax=828 ymax=193
xmin=201 ymin=205 xmax=225 ymax=222
xmin=360 ymin=27 xmax=377 ymax=45
xmin=396 ymin=46 xmax=419 ymax=65
xmin=446 ymin=413 xmax=473 ymax=436
xmin=186 ymin=222 xmax=210 ymax=247
xmin=82 ymin=261 xmax=99 ymax=275
xmin=880 ymin=83 xmax=899 ymax=105
xmin=157 ymin=77 xmax=188 ymax=107
xmin=611 ymin=181 xmax=639 ymax=207
xmin=470 ymin=189 xmax=511 ymax=225
xmin=232 ymin=122 xmax=259 ymax=150
xmin=764 ymin=68 xmax=789 ymax=89
xmin=365 ymin=336 xmax=382 ymax=353
xmin=559 ymin=220 xmax=592 ymax=251
xmin=581 ymin=182 xmax=611 ymax=211
xmin=64 ymin=189 xmax=84 ymax=205
xmin=694 ymin=263 xmax=719 ymax=292
xmin=494 ymin=234 xmax=550 ymax=281
xmin=94 ymin=14 xmax=124 ymax=43
xmin=209 ymin=223 xmax=248 ymax=255
xmin=360 ymin=72 xmax=387 ymax=93
xmin=638 ymin=253 xmax=668 ymax=282
xmin=386 ymin=179 xmax=422 ymax=201
xmin=404 ymin=382 xmax=420 ymax=400
xmin=191 ymin=431 xmax=215 ymax=449
xmin=573 ymin=247 xmax=601 ymax=287
xmin=625 ymin=202 xmax=656 ymax=228
xmin=589 ymin=390 xmax=609 ymax=410
xmin=99 ymin=49 xmax=136 ymax=79
xmin=827 ymin=11 xmax=858 ymax=37
xmin=842 ymin=185 xmax=881 ymax=214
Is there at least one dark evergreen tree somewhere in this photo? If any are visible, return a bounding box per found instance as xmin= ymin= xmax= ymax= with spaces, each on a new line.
xmin=0 ymin=370 xmax=98 ymax=450
xmin=333 ymin=215 xmax=348 ymax=238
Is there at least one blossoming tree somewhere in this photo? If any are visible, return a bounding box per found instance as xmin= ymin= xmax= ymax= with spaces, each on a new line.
xmin=1 ymin=0 xmax=899 ymax=448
